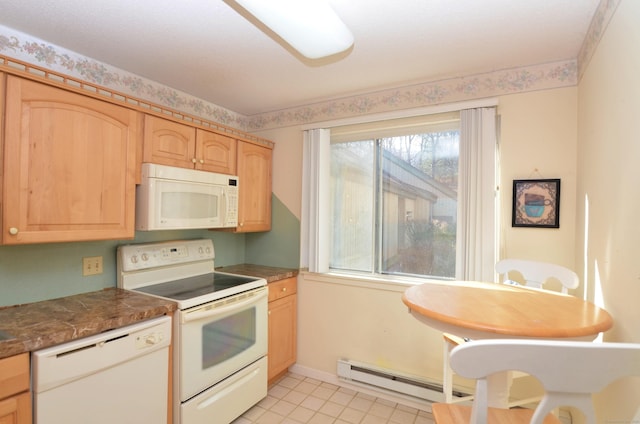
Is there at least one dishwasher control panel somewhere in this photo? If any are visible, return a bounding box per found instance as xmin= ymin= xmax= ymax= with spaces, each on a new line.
xmin=135 ymin=330 xmax=165 ymax=349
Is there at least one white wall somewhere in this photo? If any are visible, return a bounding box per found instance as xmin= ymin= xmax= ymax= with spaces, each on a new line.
xmin=498 ymin=88 xmax=578 ymax=268
xmin=577 ymin=0 xmax=640 ymax=420
xmin=297 ymin=274 xmax=444 ymax=381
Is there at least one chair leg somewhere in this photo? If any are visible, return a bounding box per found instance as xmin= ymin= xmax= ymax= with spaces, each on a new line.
xmin=443 ymin=340 xmax=453 ymax=403
xmin=442 ymin=335 xmax=474 ymax=404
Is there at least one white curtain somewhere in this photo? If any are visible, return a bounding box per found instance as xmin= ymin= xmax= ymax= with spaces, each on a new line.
xmin=300 ymin=128 xmax=330 ymax=273
xmin=456 ymin=107 xmax=498 ymax=282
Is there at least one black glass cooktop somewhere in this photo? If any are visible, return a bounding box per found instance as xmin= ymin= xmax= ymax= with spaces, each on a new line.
xmin=135 ymin=272 xmax=258 ymax=301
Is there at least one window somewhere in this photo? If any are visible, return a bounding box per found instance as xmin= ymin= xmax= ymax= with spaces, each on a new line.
xmin=329 ymin=112 xmax=460 ymax=279
xmin=302 ymin=106 xmax=498 ymax=282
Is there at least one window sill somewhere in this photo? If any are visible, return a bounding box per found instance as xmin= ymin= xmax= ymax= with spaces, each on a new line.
xmin=300 ymin=270 xmax=452 ymax=293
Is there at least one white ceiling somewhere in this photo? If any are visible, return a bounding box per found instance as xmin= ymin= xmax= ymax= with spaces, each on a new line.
xmin=0 ymin=0 xmax=600 ymax=116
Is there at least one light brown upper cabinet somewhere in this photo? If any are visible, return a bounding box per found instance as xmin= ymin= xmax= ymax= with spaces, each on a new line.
xmin=236 ymin=141 xmax=272 ymax=232
xmin=195 ymin=129 xmax=237 ymax=175
xmin=2 ymin=76 xmax=141 ymax=245
xmin=143 ymin=115 xmax=236 ymax=174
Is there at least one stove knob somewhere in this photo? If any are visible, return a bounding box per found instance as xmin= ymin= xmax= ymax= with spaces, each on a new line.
xmin=141 ymin=253 xmax=149 ymax=261
xmin=130 ymin=255 xmax=138 ymax=264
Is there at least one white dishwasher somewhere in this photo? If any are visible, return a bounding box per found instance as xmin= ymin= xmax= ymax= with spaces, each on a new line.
xmin=32 ymin=315 xmax=171 ymax=424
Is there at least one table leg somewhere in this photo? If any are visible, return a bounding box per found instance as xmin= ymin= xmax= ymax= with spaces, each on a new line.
xmin=486 ymin=371 xmax=512 ymax=408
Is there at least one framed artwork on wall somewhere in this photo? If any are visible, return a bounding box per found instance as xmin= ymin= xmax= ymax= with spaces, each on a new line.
xmin=512 ymin=179 xmax=561 ymax=228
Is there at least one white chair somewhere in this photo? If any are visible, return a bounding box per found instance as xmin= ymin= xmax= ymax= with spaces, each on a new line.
xmin=433 ymin=339 xmax=640 ymax=424
xmin=495 ymin=258 xmax=579 ymax=293
xmin=442 ymin=259 xmax=579 ymax=405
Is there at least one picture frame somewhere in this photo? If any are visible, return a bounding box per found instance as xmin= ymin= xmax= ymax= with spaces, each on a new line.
xmin=512 ymin=179 xmax=561 ymax=228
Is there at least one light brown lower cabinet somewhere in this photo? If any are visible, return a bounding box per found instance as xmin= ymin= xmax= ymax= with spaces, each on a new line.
xmin=0 ymin=353 xmax=31 ymax=424
xmin=267 ymin=277 xmax=297 ymax=385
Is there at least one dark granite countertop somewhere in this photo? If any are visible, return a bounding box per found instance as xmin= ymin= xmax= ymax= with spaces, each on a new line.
xmin=216 ymin=264 xmax=298 ymax=283
xmin=0 ymin=288 xmax=176 ymax=359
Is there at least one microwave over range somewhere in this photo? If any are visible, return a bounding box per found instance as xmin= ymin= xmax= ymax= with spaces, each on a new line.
xmin=136 ymin=163 xmax=239 ymax=230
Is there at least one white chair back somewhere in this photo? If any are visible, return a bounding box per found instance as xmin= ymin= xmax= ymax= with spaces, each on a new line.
xmin=449 ymin=339 xmax=640 ymax=424
xmin=495 ymin=258 xmax=579 ymax=293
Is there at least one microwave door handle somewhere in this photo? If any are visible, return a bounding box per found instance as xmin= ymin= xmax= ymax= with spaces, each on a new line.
xmin=221 ymin=190 xmax=227 ymax=226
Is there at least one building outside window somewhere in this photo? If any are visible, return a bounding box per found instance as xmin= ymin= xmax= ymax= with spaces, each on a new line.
xmin=329 ymin=112 xmax=460 ymax=280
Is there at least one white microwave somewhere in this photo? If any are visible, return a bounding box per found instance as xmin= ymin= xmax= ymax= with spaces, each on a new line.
xmin=136 ymin=163 xmax=239 ymax=230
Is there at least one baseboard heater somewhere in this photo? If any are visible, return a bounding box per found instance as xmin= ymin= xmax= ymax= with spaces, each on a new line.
xmin=336 ymin=358 xmax=469 ymax=403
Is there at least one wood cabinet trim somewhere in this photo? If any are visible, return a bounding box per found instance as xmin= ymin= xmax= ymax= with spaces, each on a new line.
xmin=0 ymin=55 xmax=274 ymax=149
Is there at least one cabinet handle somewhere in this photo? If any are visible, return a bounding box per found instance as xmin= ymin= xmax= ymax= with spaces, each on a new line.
xmin=282 ymin=287 xmax=287 ymax=293
xmin=191 ymin=158 xmax=197 ymax=164
xmin=9 ymin=227 xmax=19 ymax=235
xmin=199 ymin=159 xmax=204 ymax=164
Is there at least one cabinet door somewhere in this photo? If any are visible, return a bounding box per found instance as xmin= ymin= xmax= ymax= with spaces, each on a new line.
xmin=195 ymin=129 xmax=237 ymax=174
xmin=0 ymin=392 xmax=31 ymax=424
xmin=268 ymin=293 xmax=297 ymax=383
xmin=143 ymin=115 xmax=196 ymax=168
xmin=0 ymin=353 xmax=31 ymax=424
xmin=3 ymin=76 xmax=140 ymax=244
xmin=236 ymin=141 xmax=272 ymax=232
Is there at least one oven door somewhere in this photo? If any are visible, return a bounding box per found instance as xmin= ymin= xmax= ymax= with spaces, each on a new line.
xmin=178 ymin=286 xmax=268 ymax=401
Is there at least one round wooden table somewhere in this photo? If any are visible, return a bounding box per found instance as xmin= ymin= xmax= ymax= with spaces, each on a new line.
xmin=402 ymin=281 xmax=613 ymax=407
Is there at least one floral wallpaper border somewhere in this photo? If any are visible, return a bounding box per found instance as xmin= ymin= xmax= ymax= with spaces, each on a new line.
xmin=0 ymin=25 xmax=247 ymax=130
xmin=577 ymin=0 xmax=621 ymax=79
xmin=246 ymin=60 xmax=578 ymax=131
xmin=0 ymin=1 xmax=616 ymax=132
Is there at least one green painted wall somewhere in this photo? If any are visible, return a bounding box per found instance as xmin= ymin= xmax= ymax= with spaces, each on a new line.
xmin=0 ymin=195 xmax=300 ymax=307
xmin=0 ymin=230 xmax=245 ymax=307
xmin=245 ymin=195 xmax=300 ymax=269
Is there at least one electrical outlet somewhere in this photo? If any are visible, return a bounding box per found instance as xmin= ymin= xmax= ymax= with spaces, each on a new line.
xmin=82 ymin=256 xmax=103 ymax=276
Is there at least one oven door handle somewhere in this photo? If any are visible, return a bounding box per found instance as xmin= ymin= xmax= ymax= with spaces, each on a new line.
xmin=181 ymin=287 xmax=267 ymax=324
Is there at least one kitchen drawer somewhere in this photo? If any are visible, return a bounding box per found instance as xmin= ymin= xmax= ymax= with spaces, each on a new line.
xmin=268 ymin=277 xmax=297 ymax=302
xmin=0 ymin=353 xmax=29 ymax=400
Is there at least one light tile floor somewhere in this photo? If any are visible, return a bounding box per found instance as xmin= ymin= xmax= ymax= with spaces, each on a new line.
xmin=233 ymin=372 xmax=435 ymax=424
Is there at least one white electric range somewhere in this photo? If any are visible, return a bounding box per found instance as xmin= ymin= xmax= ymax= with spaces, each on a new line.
xmin=117 ymin=239 xmax=268 ymax=424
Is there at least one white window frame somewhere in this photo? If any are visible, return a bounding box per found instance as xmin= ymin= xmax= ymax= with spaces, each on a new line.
xmin=301 ymin=99 xmax=499 ymax=283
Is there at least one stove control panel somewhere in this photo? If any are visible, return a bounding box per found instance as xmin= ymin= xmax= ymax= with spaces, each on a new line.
xmin=118 ymin=239 xmax=214 ymax=272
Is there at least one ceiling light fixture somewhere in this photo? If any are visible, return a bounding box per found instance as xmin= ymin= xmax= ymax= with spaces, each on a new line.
xmin=233 ymin=0 xmax=354 ymax=59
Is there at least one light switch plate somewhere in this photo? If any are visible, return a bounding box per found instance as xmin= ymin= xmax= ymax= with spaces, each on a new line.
xmin=82 ymin=256 xmax=103 ymax=276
